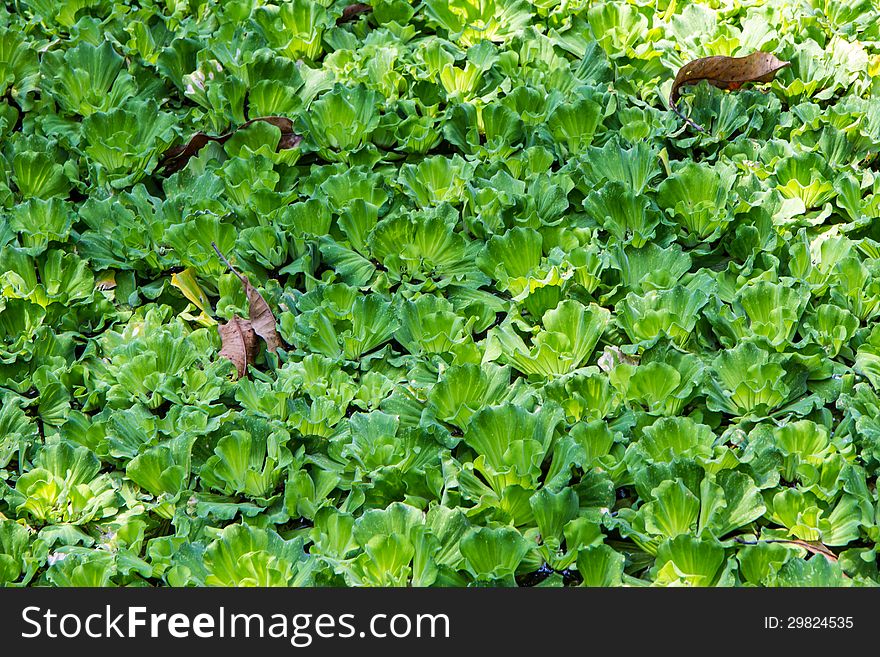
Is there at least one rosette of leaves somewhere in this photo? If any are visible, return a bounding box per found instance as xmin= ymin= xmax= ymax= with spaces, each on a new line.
xmin=765 ymin=488 xmax=867 ymax=547
xmin=799 ymin=303 xmax=859 ymax=358
xmin=611 ymin=243 xmax=692 ymax=293
xmin=245 ymin=50 xmax=307 ymax=118
xmin=477 ymin=227 xmax=543 ymax=296
xmin=587 ymin=1 xmax=648 ymax=60
xmin=200 ymin=428 xmax=293 ymax=503
xmin=444 ymin=103 xmax=524 ymax=159
xmin=81 ymin=99 xmax=177 ymax=188
xmin=828 ymin=255 xmax=880 ymax=322
xmin=219 ymin=153 xmax=288 ymax=217
xmin=460 ymin=525 xmax=534 ymax=584
xmin=99 ymin=310 xmax=227 ymax=410
xmin=457 ymin=403 xmax=564 ymax=523
xmin=461 ymin=170 xmax=530 ymax=237
xmin=616 ymin=283 xmax=709 ymax=349
xmin=0 ymin=519 xmax=42 ymax=586
xmin=42 ymin=546 xmax=154 ymax=587
xmin=0 ymin=27 xmax=39 ymax=111
xmin=394 ymin=294 xmax=474 ymax=357
xmin=8 ymin=199 xmax=75 ymax=256
xmin=853 ymin=324 xmax=880 ymax=389
xmin=311 ymin=503 xmax=471 ymax=587
xmin=276 ymin=354 xmax=359 ymax=412
xmin=0 ymin=298 xmax=46 ymax=368
xmin=528 ymin=486 xmax=604 ymax=571
xmin=6 ymin=442 xmax=121 ymax=526
xmin=786 ymin=232 xmax=853 ymax=295
xmin=398 ymin=155 xmax=476 ymax=208
xmin=625 ymin=417 xmax=718 ymax=473
xmin=562 ymin=243 xmax=606 ymax=294
xmin=327 ymin=412 xmax=446 ymax=508
xmin=546 ymin=97 xmax=605 ymax=158
xmin=424 ymin=0 xmax=532 ymax=47
xmin=486 ymin=300 xmax=610 ymax=379
xmin=476 ymin=227 xmax=557 ymax=309
xmin=838 ymin=383 xmax=880 ymax=468
xmin=289 ymin=284 xmax=399 ymax=361
xmin=126 ymin=434 xmax=196 ymax=519
xmin=583 ymin=182 xmax=660 ymax=248
xmin=365 ymin=208 xmax=485 ymax=288
xmin=574 ymin=138 xmax=661 ymax=197
xmin=543 ymin=369 xmax=621 ymax=425
xmin=197 ymin=524 xmax=316 ymax=587
xmin=745 ymin=420 xmax=852 ymax=498
xmin=306 ymin=170 xmax=384 ymax=282
xmin=706 ymin=341 xmax=813 ymax=420
xmin=252 ymin=0 xmax=334 ymax=61
xmin=617 ymin=470 xmax=765 ymax=553
xmin=0 ymin=391 xmax=38 ymax=469
xmin=40 ymin=40 xmax=136 ymax=117
xmin=6 ymin=135 xmax=73 ymax=200
xmin=735 ymin=279 xmax=810 ymax=350
xmin=165 ymin=213 xmax=236 ymax=279
xmin=421 ymin=362 xmax=532 ymax=442
xmin=608 ymin=354 xmax=704 ymax=418
xmin=650 ymin=535 xmax=729 ymax=586
xmin=657 ymin=161 xmax=736 ymax=244
xmin=0 ymin=246 xmax=94 ymax=314
xmin=77 ymin=185 xmax=176 ymax=273
xmin=772 ymin=151 xmax=837 ymax=214
xmin=297 ymin=83 xmax=381 ymax=161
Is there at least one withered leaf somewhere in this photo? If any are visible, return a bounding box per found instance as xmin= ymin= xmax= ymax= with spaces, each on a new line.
xmin=734 ymin=537 xmax=837 ymax=562
xmin=218 ymin=317 xmax=258 ymax=378
xmin=212 ymin=242 xmax=282 ymax=353
xmin=241 ymin=274 xmax=282 ymax=353
xmin=337 ymin=3 xmax=372 ymax=24
xmin=158 ymin=116 xmax=302 ymax=175
xmin=766 ymin=539 xmax=838 ymax=561
xmin=669 ymin=52 xmax=790 ymax=132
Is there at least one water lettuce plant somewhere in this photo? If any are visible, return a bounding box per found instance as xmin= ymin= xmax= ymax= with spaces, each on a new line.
xmin=0 ymin=0 xmax=879 ymax=588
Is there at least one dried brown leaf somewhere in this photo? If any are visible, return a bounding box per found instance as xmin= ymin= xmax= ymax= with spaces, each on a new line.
xmin=241 ymin=275 xmax=282 ymax=353
xmin=734 ymin=537 xmax=838 ymax=562
xmin=337 ymin=3 xmax=372 ymax=24
xmin=212 ymin=242 xmax=282 ymax=353
xmin=218 ymin=317 xmax=258 ymax=378
xmin=158 ymin=116 xmax=301 ymax=175
xmin=766 ymin=539 xmax=838 ymax=561
xmin=669 ymin=52 xmax=790 ymax=132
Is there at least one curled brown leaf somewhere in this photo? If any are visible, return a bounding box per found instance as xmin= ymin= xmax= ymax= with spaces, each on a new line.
xmin=242 ymin=276 xmax=282 ymax=353
xmin=212 ymin=242 xmax=282 ymax=353
xmin=669 ymin=51 xmax=790 ymax=132
xmin=158 ymin=116 xmax=301 ymax=175
xmin=734 ymin=537 xmax=838 ymax=562
xmin=218 ymin=317 xmax=258 ymax=378
xmin=337 ymin=3 xmax=373 ymax=24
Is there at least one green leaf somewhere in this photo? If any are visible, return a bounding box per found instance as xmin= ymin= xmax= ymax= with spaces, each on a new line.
xmin=577 ymin=544 xmax=625 ymax=587
xmin=460 ymin=526 xmax=531 ymax=581
xmin=203 ymin=524 xmax=315 ymax=587
xmin=652 ymin=535 xmax=726 ymax=587
xmin=643 ymin=479 xmax=700 ymax=539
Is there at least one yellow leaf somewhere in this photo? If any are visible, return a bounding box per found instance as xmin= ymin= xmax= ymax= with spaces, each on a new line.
xmin=171 ymin=268 xmax=215 ymax=322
